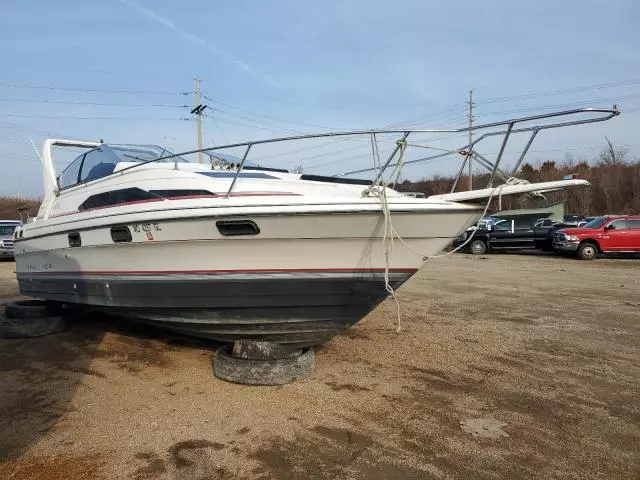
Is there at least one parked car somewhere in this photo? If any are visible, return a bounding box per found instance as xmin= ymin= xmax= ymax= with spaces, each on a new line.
xmin=563 ymin=214 xmax=588 ymax=226
xmin=553 ymin=215 xmax=640 ymax=260
xmin=533 ymin=218 xmax=558 ymax=229
xmin=455 ymin=217 xmax=562 ymax=254
xmin=532 ymin=219 xmax=572 ymax=251
xmin=0 ymin=220 xmax=21 ymax=259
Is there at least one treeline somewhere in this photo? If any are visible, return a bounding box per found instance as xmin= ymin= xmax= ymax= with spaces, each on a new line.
xmin=397 ymin=152 xmax=640 ymax=216
xmin=0 ymin=196 xmax=40 ymax=221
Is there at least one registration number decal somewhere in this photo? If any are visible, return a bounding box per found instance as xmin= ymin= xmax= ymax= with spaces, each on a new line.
xmin=131 ymin=223 xmax=162 ymax=233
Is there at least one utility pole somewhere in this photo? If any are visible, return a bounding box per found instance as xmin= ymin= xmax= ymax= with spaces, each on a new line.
xmin=191 ymin=78 xmax=207 ymax=164
xmin=467 ymin=89 xmax=474 ymax=190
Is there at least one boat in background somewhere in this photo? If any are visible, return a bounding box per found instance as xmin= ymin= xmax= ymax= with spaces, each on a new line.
xmin=12 ymin=107 xmax=619 ymax=345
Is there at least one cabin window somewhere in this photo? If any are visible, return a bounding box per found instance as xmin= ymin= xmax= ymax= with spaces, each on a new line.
xmin=79 ymin=188 xmax=156 ymax=211
xmin=299 ymin=174 xmax=373 ymax=186
xmin=198 ymin=172 xmax=278 ymax=179
xmin=149 ymin=189 xmax=215 ymax=198
xmin=79 ymin=147 xmax=117 ymax=183
xmin=216 ymin=220 xmax=260 ymax=236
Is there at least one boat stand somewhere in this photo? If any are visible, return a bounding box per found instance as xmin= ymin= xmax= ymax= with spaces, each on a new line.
xmin=213 ymin=340 xmax=315 ymax=385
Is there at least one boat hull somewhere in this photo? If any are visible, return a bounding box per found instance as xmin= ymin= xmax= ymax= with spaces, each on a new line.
xmin=21 ymin=270 xmax=411 ymax=345
xmin=15 ymin=208 xmax=478 ymax=345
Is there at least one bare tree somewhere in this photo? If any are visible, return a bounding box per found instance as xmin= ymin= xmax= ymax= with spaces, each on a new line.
xmin=599 ymin=137 xmax=628 ymax=165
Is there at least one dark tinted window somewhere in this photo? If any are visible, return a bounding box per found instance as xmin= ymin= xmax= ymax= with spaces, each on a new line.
xmin=299 ymin=174 xmax=372 ymax=185
xmin=198 ymin=172 xmax=278 ymax=179
xmin=80 ymin=147 xmax=117 ymax=182
xmin=149 ymin=189 xmax=215 ymax=198
xmin=79 ymin=188 xmax=155 ymax=211
xmin=628 ymin=219 xmax=640 ymax=229
xmin=58 ymin=153 xmax=85 ymax=188
xmin=607 ymin=219 xmax=628 ymax=230
xmin=493 ymin=221 xmax=510 ymax=231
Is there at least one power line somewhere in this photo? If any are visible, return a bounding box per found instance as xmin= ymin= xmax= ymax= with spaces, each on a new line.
xmin=0 ymin=152 xmax=38 ymax=161
xmin=388 ymin=103 xmax=467 ymax=128
xmin=202 ymin=93 xmax=342 ymax=130
xmin=0 ymin=98 xmax=188 ymax=108
xmin=0 ymin=113 xmax=188 ymax=121
xmin=204 ymin=115 xmax=295 ymax=134
xmin=0 ymin=136 xmax=27 ymax=145
xmin=212 ymin=109 xmax=305 ymax=134
xmin=203 ymin=112 xmax=230 ymax=144
xmin=476 ymin=93 xmax=640 ymax=118
xmin=213 ymin=101 xmax=470 ymax=167
xmin=0 ymin=83 xmax=184 ymax=96
xmin=204 ymin=89 xmax=361 ymax=112
xmin=477 ymin=78 xmax=640 ymax=104
xmin=0 ymin=121 xmax=81 ymax=139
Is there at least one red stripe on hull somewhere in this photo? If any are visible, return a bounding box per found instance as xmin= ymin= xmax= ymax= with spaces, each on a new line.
xmin=19 ymin=267 xmax=419 ymax=276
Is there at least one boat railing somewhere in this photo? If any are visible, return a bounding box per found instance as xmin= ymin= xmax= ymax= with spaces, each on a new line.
xmin=95 ymin=107 xmax=622 ymax=197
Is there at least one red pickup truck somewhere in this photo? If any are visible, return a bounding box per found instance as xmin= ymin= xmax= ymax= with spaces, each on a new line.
xmin=553 ymin=215 xmax=640 ymax=260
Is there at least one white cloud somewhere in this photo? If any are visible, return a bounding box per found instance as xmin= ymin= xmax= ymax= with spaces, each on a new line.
xmin=118 ymin=0 xmax=278 ymax=87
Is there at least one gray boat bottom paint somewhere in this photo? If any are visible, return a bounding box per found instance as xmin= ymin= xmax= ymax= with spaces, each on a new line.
xmin=18 ymin=271 xmax=414 ymax=346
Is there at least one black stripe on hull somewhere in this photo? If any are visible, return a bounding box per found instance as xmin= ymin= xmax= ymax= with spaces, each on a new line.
xmin=18 ymin=272 xmax=414 ymax=346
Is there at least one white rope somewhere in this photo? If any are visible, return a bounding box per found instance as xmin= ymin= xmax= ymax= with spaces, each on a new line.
xmin=362 ymin=140 xmax=408 ymax=332
xmin=363 ymin=159 xmax=529 ymax=333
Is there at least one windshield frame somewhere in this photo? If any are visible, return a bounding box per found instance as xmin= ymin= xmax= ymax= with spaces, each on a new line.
xmin=57 ymin=144 xmax=189 ymax=191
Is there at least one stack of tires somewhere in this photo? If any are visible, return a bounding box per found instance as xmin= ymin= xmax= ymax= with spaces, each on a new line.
xmin=214 ymin=340 xmax=315 ymax=385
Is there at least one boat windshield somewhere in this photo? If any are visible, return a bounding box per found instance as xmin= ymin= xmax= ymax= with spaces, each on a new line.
xmin=109 ymin=145 xmax=189 ymax=164
xmin=582 ymin=216 xmax=607 ymax=229
xmin=58 ymin=144 xmax=188 ymax=189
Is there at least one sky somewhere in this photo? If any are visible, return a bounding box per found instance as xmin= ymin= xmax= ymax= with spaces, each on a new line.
xmin=1 ymin=0 xmax=639 ymax=196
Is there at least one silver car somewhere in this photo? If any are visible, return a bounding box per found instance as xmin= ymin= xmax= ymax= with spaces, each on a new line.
xmin=0 ymin=220 xmax=21 ymax=259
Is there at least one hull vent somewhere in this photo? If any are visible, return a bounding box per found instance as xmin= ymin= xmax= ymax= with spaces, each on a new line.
xmin=216 ymin=220 xmax=260 ymax=236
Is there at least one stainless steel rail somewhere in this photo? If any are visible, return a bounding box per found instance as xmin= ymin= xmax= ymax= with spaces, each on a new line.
xmin=113 ymin=106 xmax=619 ymax=196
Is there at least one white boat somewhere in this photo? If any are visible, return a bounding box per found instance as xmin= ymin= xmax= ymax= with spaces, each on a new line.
xmin=12 ymin=107 xmax=618 ymax=345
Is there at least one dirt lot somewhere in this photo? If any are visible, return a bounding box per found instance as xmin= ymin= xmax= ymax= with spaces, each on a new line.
xmin=0 ymin=253 xmax=638 ymax=480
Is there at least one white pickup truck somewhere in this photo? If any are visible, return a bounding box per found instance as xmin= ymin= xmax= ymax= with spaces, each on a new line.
xmin=0 ymin=220 xmax=21 ymax=259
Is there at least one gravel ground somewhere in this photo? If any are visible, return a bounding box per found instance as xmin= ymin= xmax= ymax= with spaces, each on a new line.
xmin=0 ymin=253 xmax=638 ymax=479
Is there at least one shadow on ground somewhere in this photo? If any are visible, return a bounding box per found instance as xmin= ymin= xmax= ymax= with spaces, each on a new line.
xmin=0 ymin=310 xmax=105 ymax=460
xmin=0 ymin=308 xmax=217 ymax=462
